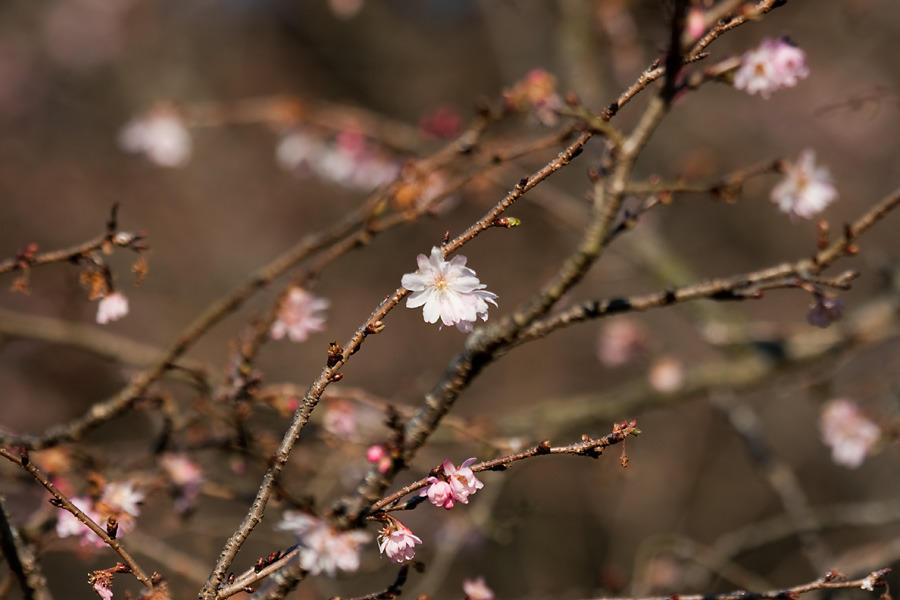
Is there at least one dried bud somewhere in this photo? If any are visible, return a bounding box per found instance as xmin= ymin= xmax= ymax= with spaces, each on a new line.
xmin=106 ymin=515 xmax=119 ymax=539
xmin=330 ymin=373 xmax=344 ymax=382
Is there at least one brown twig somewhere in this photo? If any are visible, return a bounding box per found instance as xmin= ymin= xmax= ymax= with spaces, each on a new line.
xmin=370 ymin=421 xmax=639 ymax=513
xmin=0 ymin=492 xmax=51 ymax=600
xmin=0 ymin=448 xmax=152 ymax=588
xmin=580 ymin=569 xmax=891 ymax=600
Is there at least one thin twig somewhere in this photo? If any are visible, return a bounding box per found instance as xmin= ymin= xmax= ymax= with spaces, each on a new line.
xmin=0 ymin=448 xmax=152 ymax=587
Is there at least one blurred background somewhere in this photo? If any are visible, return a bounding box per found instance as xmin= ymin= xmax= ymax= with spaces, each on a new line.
xmin=2 ymin=1 xmax=900 ymax=599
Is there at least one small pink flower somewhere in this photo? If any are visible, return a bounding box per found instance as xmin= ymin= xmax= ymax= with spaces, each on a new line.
xmin=275 ymin=511 xmax=370 ymax=577
xmin=734 ymin=38 xmax=809 ymax=99
xmin=56 ymin=496 xmax=104 ymax=547
xmin=420 ymin=458 xmax=484 ymax=509
xmin=378 ymin=516 xmax=423 ymax=563
xmin=96 ymin=292 xmax=129 ymax=324
xmin=366 ymin=445 xmax=392 ymax=473
xmin=271 ymin=287 xmax=329 ymax=343
xmin=820 ymin=399 xmax=880 ymax=468
xmin=419 ymin=105 xmax=463 ymax=140
xmin=56 ymin=482 xmax=144 ymax=547
xmin=118 ymin=110 xmax=192 ymax=167
xmin=503 ymin=68 xmax=564 ymax=125
xmin=597 ymin=318 xmax=649 ymax=367
xmin=401 ymin=247 xmax=498 ymax=331
xmin=463 ymin=577 xmax=494 ymax=600
xmin=421 ymin=479 xmax=455 ymax=510
xmin=647 ymin=356 xmax=684 ymax=393
xmin=324 ymin=400 xmax=357 ymax=440
xmin=160 ymin=454 xmax=204 ymax=514
xmin=685 ymin=7 xmax=705 ymax=41
xmin=771 ymin=150 xmax=837 ymax=221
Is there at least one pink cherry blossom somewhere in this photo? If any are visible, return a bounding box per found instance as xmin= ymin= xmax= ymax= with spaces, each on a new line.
xmin=275 ymin=511 xmax=370 ymax=577
xmin=270 ymin=287 xmax=329 ymax=343
xmin=118 ymin=111 xmax=192 ymax=167
xmin=366 ymin=445 xmax=392 ymax=474
xmin=819 ymin=398 xmax=880 ymax=468
xmin=597 ymin=318 xmax=649 ymax=367
xmin=160 ymin=454 xmax=204 ymax=514
xmin=463 ymin=577 xmax=495 ymax=600
xmin=378 ymin=516 xmax=423 ymax=563
xmin=771 ymin=150 xmax=837 ymax=221
xmin=503 ymin=68 xmax=564 ymax=126
xmin=734 ymin=38 xmax=809 ymax=99
xmin=323 ymin=400 xmax=357 ymax=440
xmin=56 ymin=496 xmax=104 ymax=547
xmin=420 ymin=479 xmax=455 ymax=510
xmin=56 ymin=482 xmax=144 ymax=547
xmin=401 ymin=247 xmax=498 ymax=331
xmin=420 ymin=458 xmax=484 ymax=509
xmin=96 ymin=291 xmax=129 ymax=324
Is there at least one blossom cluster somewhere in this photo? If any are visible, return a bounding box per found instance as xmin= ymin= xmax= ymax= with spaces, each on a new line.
xmin=55 ymin=482 xmax=144 ymax=548
xmin=402 ymin=247 xmax=498 ymax=332
xmin=276 ymin=129 xmax=399 ymax=192
xmin=733 ymin=37 xmax=809 ymax=99
xmin=420 ymin=458 xmax=484 ymax=510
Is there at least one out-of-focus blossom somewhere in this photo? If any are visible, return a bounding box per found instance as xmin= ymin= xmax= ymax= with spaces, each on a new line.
xmin=160 ymin=454 xmax=204 ymax=514
xmin=328 ymin=0 xmax=364 ymax=19
xmin=463 ymin=577 xmax=495 ymax=600
xmin=56 ymin=496 xmax=103 ymax=546
xmin=820 ymin=398 xmax=880 ymax=468
xmin=770 ymin=150 xmax=837 ymax=220
xmin=366 ymin=445 xmax=392 ymax=474
xmin=323 ymin=400 xmax=357 ymax=440
xmin=807 ymin=295 xmax=845 ymax=328
xmin=276 ymin=130 xmax=399 ymax=192
xmin=119 ymin=110 xmax=192 ymax=168
xmin=391 ymin=167 xmax=459 ymax=214
xmin=597 ymin=318 xmax=649 ymax=367
xmin=420 ymin=458 xmax=484 ymax=509
xmin=401 ymin=247 xmax=498 ymax=332
xmin=685 ymin=7 xmax=706 ymax=41
xmin=419 ymin=105 xmax=463 ymax=140
xmin=275 ymin=511 xmax=370 ymax=577
xmin=648 ymin=356 xmax=684 ymax=393
xmin=733 ymin=38 xmax=809 ymax=99
xmin=96 ymin=291 xmax=129 ymax=325
xmin=270 ymin=287 xmax=329 ymax=343
xmin=378 ymin=516 xmax=422 ymax=563
xmin=503 ymin=68 xmax=564 ymax=126
xmin=56 ymin=482 xmax=144 ymax=547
